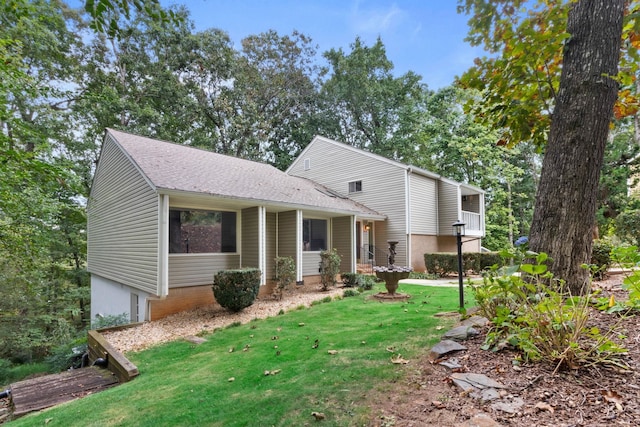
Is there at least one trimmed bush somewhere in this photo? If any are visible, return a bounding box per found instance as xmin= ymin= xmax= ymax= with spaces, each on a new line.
xmin=213 ymin=268 xmax=261 ymax=312
xmin=424 ymin=252 xmax=502 ymax=276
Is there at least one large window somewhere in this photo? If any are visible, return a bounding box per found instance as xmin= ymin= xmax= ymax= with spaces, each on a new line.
xmin=169 ymin=209 xmax=237 ymax=253
xmin=303 ymin=218 xmax=327 ymax=251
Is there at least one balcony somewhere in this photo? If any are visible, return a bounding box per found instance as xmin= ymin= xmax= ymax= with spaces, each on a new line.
xmin=462 ymin=210 xmax=482 ymax=233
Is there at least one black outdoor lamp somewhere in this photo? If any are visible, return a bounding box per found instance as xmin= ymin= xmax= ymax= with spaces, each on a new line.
xmin=452 ymin=220 xmax=466 ymax=310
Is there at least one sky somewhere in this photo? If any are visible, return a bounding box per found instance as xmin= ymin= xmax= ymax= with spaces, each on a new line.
xmin=161 ymin=0 xmax=486 ymax=90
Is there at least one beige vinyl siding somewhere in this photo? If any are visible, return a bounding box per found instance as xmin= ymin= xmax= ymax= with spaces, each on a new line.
xmin=332 ymin=216 xmax=353 ymax=272
xmin=438 ymin=180 xmax=460 ymax=235
xmin=241 ymin=207 xmax=260 ymax=268
xmin=409 ymin=173 xmax=438 ymax=234
xmin=88 ymin=135 xmax=159 ymax=295
xmin=265 ymin=212 xmax=276 ymax=281
xmin=168 ymin=254 xmax=241 ymax=287
xmin=278 ymin=211 xmax=297 ymax=259
xmin=303 ymin=252 xmax=321 ymax=276
xmin=289 ymin=137 xmax=409 ymax=266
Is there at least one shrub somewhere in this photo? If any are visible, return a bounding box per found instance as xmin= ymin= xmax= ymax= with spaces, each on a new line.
xmin=213 ymin=268 xmax=261 ymax=312
xmin=340 ymin=273 xmax=361 ymax=287
xmin=274 ymin=256 xmax=296 ymax=300
xmin=590 ymin=240 xmax=613 ymax=280
xmin=343 ymin=289 xmax=360 ymax=298
xmin=424 ymin=252 xmax=502 ymax=276
xmin=91 ymin=312 xmax=130 ymax=330
xmin=471 ymin=252 xmax=626 ymax=371
xmin=319 ymin=249 xmax=341 ymax=291
xmin=358 ymin=275 xmax=376 ymax=291
xmin=408 ymin=271 xmax=440 ymax=280
xmin=424 ymin=253 xmax=458 ymax=276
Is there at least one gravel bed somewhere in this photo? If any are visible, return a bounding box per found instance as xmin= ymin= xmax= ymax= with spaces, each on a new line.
xmin=103 ymin=285 xmax=346 ymax=354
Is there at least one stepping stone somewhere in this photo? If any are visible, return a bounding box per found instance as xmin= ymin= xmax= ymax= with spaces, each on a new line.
xmin=429 ymin=340 xmax=467 ymax=361
xmin=450 ymin=373 xmax=506 ymax=392
xmin=438 ymin=357 xmax=462 ymax=371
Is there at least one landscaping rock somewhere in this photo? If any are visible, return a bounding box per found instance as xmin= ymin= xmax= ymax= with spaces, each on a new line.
xmin=438 ymin=357 xmax=462 ymax=371
xmin=491 ymin=396 xmax=525 ymax=414
xmin=443 ymin=325 xmax=480 ymax=341
xmin=429 ymin=340 xmax=467 ymax=361
xmin=459 ymin=315 xmax=490 ymax=328
xmin=450 ymin=373 xmax=506 ymax=391
xmin=457 ymin=412 xmax=503 ymax=427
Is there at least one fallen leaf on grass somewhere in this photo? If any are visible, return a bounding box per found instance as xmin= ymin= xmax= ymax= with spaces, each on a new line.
xmin=391 ymin=354 xmax=409 ymax=364
xmin=386 ymin=346 xmax=396 ymax=353
xmin=534 ymin=402 xmax=554 ymax=413
xmin=227 ymin=377 xmax=235 ymax=382
xmin=311 ymin=411 xmax=325 ymax=420
xmin=327 ymin=350 xmax=338 ymax=355
xmin=298 ymin=322 xmax=305 ymax=326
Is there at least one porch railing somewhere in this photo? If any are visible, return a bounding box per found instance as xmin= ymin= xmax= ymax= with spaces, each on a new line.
xmin=462 ymin=211 xmax=482 ymax=231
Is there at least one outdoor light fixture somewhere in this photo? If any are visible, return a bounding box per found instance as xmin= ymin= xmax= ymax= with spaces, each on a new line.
xmin=452 ymin=220 xmax=466 ymax=310
xmin=364 ymin=222 xmax=371 ymax=231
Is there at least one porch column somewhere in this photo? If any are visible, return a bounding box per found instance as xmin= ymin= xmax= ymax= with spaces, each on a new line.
xmin=296 ymin=210 xmax=303 ymax=282
xmin=158 ymin=194 xmax=169 ymax=297
xmin=258 ymin=206 xmax=267 ymax=285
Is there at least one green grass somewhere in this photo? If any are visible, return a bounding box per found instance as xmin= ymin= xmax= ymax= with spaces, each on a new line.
xmin=9 ymin=284 xmax=471 ymax=427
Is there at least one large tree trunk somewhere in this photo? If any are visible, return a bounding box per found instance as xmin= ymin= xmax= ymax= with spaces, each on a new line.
xmin=529 ymin=0 xmax=624 ymax=295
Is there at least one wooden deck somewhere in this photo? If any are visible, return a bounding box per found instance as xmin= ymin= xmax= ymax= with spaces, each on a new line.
xmin=10 ymin=366 xmax=119 ymax=417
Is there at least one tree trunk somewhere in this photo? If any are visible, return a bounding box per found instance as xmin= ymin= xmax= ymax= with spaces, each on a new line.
xmin=529 ymin=0 xmax=623 ymax=295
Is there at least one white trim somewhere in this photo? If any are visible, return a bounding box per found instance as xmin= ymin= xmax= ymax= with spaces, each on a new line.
xmin=258 ymin=206 xmax=266 ymax=285
xmin=296 ymin=210 xmax=303 ymax=282
xmin=158 ymin=194 xmax=169 ymax=297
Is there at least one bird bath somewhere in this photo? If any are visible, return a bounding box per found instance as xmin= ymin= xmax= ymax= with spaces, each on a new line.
xmin=373 ymin=241 xmax=412 ymax=300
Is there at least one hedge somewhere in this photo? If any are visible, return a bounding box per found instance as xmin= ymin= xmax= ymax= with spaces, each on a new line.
xmin=423 ymin=252 xmax=502 ymax=276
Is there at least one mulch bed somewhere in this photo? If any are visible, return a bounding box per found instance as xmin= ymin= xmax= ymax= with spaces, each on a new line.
xmin=368 ymin=273 xmax=640 ymax=426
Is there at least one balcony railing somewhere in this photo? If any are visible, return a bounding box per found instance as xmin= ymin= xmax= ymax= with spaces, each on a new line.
xmin=462 ymin=211 xmax=482 ymax=231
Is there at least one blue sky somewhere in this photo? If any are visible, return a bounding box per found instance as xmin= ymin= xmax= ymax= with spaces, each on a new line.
xmin=163 ymin=0 xmax=485 ymax=89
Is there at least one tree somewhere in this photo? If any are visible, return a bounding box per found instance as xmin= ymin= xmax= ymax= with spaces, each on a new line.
xmin=319 ymin=37 xmax=426 ymax=161
xmin=459 ymin=0 xmax=627 ymax=294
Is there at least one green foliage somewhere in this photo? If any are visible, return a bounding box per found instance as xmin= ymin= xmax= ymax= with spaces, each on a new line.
xmin=408 ymin=271 xmax=439 ymax=280
xmin=46 ymin=338 xmax=88 ymax=373
xmin=424 ymin=253 xmax=459 ymax=276
xmin=605 ymin=246 xmax=640 ymax=312
xmin=615 ymin=209 xmax=640 ymax=246
xmin=589 ymin=240 xmax=613 ymax=280
xmin=341 ymin=273 xmax=376 ymax=291
xmin=273 ymin=256 xmax=296 ymax=300
xmin=424 ymin=252 xmax=501 ymax=276
xmin=319 ymin=249 xmax=341 ymax=291
xmin=0 ymin=359 xmax=50 ymax=386
xmin=91 ymin=313 xmax=131 ymax=330
xmin=472 ymin=252 xmax=626 ymax=371
xmin=213 ymin=269 xmax=261 ymax=312
xmin=342 ymin=289 xmax=360 ymax=297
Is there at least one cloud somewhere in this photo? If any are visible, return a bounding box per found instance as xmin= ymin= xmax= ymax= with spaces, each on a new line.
xmin=349 ymin=1 xmax=407 ymax=34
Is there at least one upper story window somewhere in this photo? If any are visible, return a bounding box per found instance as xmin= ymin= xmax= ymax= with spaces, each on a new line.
xmin=169 ymin=209 xmax=237 ymax=253
xmin=304 ymin=158 xmax=311 ymax=170
xmin=348 ymin=180 xmax=362 ymax=193
xmin=302 ymin=218 xmax=327 ymax=251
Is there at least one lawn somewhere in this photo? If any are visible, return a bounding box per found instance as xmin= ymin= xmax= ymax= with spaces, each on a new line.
xmin=9 ymin=284 xmax=469 ymax=427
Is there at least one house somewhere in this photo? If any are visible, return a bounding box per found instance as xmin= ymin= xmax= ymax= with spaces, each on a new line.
xmin=88 ymin=130 xmax=484 ymax=323
xmin=286 ymin=136 xmax=485 ymax=269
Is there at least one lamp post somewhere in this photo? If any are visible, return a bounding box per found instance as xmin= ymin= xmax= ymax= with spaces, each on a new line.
xmin=452 ymin=220 xmax=466 ymax=310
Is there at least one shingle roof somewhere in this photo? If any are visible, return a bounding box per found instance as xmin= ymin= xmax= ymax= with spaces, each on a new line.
xmin=106 ymin=128 xmax=384 ymax=218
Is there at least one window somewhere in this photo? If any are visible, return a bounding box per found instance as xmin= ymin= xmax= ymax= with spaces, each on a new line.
xmin=348 ymin=180 xmax=362 ymax=193
xmin=169 ymin=209 xmax=237 ymax=253
xmin=302 ymin=218 xmax=327 ymax=251
xmin=304 ymin=158 xmax=311 ymax=170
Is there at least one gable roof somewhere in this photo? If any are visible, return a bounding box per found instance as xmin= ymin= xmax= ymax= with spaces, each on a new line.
xmin=289 ymin=135 xmax=484 ymax=194
xmin=105 ymin=129 xmax=384 ymax=218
